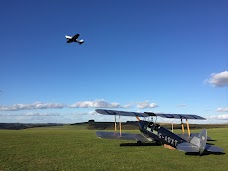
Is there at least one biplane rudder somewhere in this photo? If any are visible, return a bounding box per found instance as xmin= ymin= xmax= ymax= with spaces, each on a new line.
xmin=198 ymin=129 xmax=207 ymax=154
xmin=189 ymin=129 xmax=207 ymax=154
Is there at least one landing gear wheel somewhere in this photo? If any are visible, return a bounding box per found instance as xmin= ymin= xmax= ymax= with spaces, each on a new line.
xmin=155 ymin=141 xmax=162 ymax=145
xmin=137 ymin=141 xmax=142 ymax=145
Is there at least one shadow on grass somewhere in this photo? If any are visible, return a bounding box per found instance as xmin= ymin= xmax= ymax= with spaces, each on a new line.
xmin=207 ymin=139 xmax=216 ymax=142
xmin=185 ymin=151 xmax=226 ymax=156
xmin=206 ymin=143 xmax=215 ymax=145
xmin=120 ymin=142 xmax=161 ymax=147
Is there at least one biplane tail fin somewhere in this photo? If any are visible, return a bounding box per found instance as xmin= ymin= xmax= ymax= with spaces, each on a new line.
xmin=198 ymin=129 xmax=207 ymax=154
xmin=188 ymin=129 xmax=207 ymax=154
xmin=177 ymin=129 xmax=207 ymax=154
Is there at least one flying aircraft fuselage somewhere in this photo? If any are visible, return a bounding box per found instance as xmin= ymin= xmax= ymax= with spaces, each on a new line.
xmin=65 ymin=34 xmax=84 ymax=44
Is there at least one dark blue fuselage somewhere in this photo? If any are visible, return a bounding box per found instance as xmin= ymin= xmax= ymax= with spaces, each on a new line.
xmin=138 ymin=121 xmax=186 ymax=148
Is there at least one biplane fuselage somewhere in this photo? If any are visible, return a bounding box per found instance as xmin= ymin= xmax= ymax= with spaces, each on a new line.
xmin=138 ymin=121 xmax=184 ymax=148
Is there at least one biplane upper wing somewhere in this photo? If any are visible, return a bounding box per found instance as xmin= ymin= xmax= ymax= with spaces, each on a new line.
xmin=144 ymin=112 xmax=206 ymax=120
xmin=96 ymin=109 xmax=206 ymax=120
xmin=95 ymin=109 xmax=148 ymax=117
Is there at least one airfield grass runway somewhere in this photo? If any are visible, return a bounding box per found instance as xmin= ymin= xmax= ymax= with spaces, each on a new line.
xmin=0 ymin=126 xmax=227 ymax=171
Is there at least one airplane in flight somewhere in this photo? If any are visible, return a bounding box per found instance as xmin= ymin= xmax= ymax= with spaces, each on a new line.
xmin=95 ymin=109 xmax=224 ymax=155
xmin=65 ymin=34 xmax=84 ymax=44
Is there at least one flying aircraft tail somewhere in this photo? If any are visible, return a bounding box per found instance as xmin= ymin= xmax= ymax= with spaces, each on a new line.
xmin=78 ymin=39 xmax=84 ymax=44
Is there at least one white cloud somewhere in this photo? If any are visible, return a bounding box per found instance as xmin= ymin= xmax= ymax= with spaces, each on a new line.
xmin=208 ymin=114 xmax=228 ymax=120
xmin=136 ymin=101 xmax=158 ymax=109
xmin=217 ymin=107 xmax=228 ymax=112
xmin=0 ymin=102 xmax=65 ymax=111
xmin=87 ymin=110 xmax=98 ymax=115
xmin=0 ymin=113 xmax=60 ymax=117
xmin=176 ymin=104 xmax=187 ymax=107
xmin=25 ymin=112 xmax=60 ymax=116
xmin=69 ymin=99 xmax=130 ymax=108
xmin=0 ymin=100 xmax=132 ymax=111
xmin=0 ymin=112 xmax=72 ymax=123
xmin=206 ymin=71 xmax=228 ymax=87
xmin=122 ymin=104 xmax=132 ymax=108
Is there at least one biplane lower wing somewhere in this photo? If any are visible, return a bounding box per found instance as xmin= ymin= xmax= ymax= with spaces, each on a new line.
xmin=96 ymin=131 xmax=149 ymax=142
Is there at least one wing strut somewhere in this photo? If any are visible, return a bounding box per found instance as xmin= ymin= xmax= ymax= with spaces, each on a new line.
xmin=181 ymin=119 xmax=185 ymax=134
xmin=135 ymin=116 xmax=141 ymax=121
xmin=119 ymin=115 xmax=122 ymax=136
xmin=172 ymin=123 xmax=174 ymax=133
xmin=114 ymin=115 xmax=121 ymax=136
xmin=114 ymin=115 xmax=117 ymax=132
xmin=186 ymin=119 xmax=191 ymax=137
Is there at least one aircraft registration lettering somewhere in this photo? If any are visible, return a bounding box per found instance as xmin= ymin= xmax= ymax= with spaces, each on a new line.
xmin=158 ymin=133 xmax=178 ymax=146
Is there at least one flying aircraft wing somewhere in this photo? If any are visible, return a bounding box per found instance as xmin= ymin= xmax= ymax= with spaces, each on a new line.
xmin=96 ymin=131 xmax=149 ymax=142
xmin=65 ymin=35 xmax=72 ymax=39
xmin=72 ymin=34 xmax=80 ymax=40
xmin=95 ymin=109 xmax=148 ymax=117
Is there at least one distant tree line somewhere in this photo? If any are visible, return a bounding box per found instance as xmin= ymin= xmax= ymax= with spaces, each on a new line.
xmin=1 ymin=121 xmax=227 ymax=130
xmin=0 ymin=123 xmax=63 ymax=130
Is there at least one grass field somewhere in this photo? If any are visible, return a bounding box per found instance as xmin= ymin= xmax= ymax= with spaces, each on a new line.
xmin=0 ymin=126 xmax=227 ymax=171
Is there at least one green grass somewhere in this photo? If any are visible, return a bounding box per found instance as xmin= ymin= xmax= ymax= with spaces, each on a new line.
xmin=0 ymin=126 xmax=227 ymax=171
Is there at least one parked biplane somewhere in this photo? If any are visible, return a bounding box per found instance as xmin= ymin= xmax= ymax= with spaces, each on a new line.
xmin=95 ymin=109 xmax=224 ymax=155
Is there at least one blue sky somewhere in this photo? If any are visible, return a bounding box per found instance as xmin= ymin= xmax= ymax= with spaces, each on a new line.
xmin=0 ymin=0 xmax=227 ymax=123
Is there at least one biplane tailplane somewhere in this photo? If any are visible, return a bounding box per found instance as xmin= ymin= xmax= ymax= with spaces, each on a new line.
xmin=205 ymin=144 xmax=224 ymax=153
xmin=176 ymin=142 xmax=199 ymax=153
